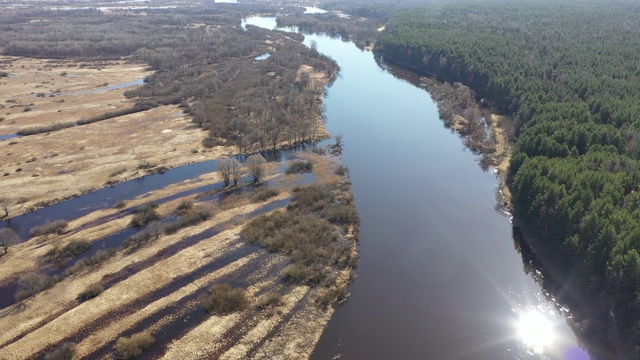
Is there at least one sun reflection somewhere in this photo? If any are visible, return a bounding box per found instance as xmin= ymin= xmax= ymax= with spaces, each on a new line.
xmin=515 ymin=308 xmax=556 ymax=354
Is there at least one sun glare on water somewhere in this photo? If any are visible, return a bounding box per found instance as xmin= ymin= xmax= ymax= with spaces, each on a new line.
xmin=515 ymin=309 xmax=556 ymax=354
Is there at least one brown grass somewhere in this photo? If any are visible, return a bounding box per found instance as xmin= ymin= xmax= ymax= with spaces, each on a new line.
xmin=0 ymin=57 xmax=229 ymax=218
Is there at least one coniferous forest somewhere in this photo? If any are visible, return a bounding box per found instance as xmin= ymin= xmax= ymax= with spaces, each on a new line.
xmin=377 ymin=0 xmax=640 ymax=356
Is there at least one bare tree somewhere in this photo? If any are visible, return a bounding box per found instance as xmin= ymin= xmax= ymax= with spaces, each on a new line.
xmin=247 ymin=154 xmax=267 ymax=183
xmin=15 ymin=271 xmax=53 ymax=301
xmin=0 ymin=198 xmax=10 ymax=219
xmin=335 ymin=134 xmax=344 ymax=147
xmin=0 ymin=228 xmax=19 ymax=258
xmin=217 ymin=157 xmax=234 ymax=186
xmin=462 ymin=108 xmax=482 ymax=134
xmin=230 ymin=157 xmax=243 ymax=186
xmin=218 ymin=156 xmax=243 ymax=186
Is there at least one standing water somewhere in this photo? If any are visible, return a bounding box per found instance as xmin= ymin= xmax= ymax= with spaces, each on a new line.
xmin=243 ymin=15 xmax=593 ymax=360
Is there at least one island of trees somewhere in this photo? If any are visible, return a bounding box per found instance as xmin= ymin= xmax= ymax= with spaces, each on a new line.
xmin=376 ymin=0 xmax=640 ymax=356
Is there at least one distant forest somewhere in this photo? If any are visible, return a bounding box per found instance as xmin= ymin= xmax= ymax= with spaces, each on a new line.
xmin=377 ymin=0 xmax=640 ymax=356
xmin=0 ymin=5 xmax=338 ymax=151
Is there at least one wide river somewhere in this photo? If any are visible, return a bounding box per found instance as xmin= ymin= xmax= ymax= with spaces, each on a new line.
xmin=243 ymin=16 xmax=592 ymax=360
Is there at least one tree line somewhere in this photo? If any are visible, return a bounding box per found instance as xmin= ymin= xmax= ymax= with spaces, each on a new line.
xmin=276 ymin=12 xmax=383 ymax=49
xmin=377 ymin=0 xmax=640 ymax=356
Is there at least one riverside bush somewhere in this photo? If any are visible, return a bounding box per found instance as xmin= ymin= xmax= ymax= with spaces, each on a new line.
xmin=130 ymin=202 xmax=160 ymax=228
xmin=46 ymin=239 xmax=91 ymax=267
xmin=30 ymin=220 xmax=68 ymax=236
xmin=285 ymin=160 xmax=313 ymax=174
xmin=66 ymin=248 xmax=117 ymax=275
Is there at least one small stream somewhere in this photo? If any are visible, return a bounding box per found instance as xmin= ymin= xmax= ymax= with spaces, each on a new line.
xmin=28 ymin=78 xmax=144 ymax=98
xmin=0 ymin=147 xmax=306 ymax=240
xmin=0 ymin=134 xmax=19 ymax=142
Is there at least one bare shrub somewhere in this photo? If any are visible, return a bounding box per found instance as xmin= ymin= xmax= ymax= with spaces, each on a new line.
xmin=45 ymin=342 xmax=76 ymax=360
xmin=130 ymin=202 xmax=160 ymax=228
xmin=66 ymin=248 xmax=117 ymax=275
xmin=0 ymin=228 xmax=19 ymax=257
xmin=136 ymin=160 xmax=157 ymax=170
xmin=122 ymin=222 xmax=162 ymax=251
xmin=250 ymin=188 xmax=279 ymax=203
xmin=316 ymin=286 xmax=348 ymax=308
xmin=257 ymin=291 xmax=284 ymax=311
xmin=77 ymin=283 xmax=104 ymax=302
xmin=334 ymin=165 xmax=349 ymax=176
xmin=246 ymin=154 xmax=266 ymax=183
xmin=15 ymin=272 xmax=55 ymax=301
xmin=0 ymin=197 xmax=9 ymax=218
xmin=242 ymin=211 xmax=337 ymax=284
xmin=321 ymin=204 xmax=360 ymax=225
xmin=203 ymin=283 xmax=250 ymax=315
xmin=114 ymin=332 xmax=155 ymax=360
xmin=217 ymin=156 xmax=241 ymax=186
xmin=17 ymin=122 xmax=74 ymax=136
xmin=175 ymin=200 xmax=193 ymax=214
xmin=109 ymin=167 xmax=127 ymax=177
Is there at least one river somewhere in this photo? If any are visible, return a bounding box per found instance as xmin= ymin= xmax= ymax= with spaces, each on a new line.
xmin=243 ymin=15 xmax=593 ymax=360
xmin=0 ymin=10 xmax=595 ymax=360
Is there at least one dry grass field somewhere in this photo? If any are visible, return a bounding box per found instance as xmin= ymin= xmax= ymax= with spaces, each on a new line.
xmin=0 ymin=57 xmax=228 ymax=217
xmin=0 ymin=151 xmax=357 ymax=360
xmin=0 ymin=49 xmax=357 ymax=359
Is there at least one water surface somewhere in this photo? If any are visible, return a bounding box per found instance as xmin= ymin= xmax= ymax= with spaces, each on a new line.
xmin=0 ymin=134 xmax=19 ymax=141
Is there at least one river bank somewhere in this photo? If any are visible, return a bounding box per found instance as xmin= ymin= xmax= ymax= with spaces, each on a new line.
xmin=378 ymin=60 xmax=514 ymax=211
xmin=276 ymin=17 xmax=591 ymax=358
xmin=375 ymin=58 xmax=618 ymax=358
xmin=376 ymin=50 xmax=619 ymax=360
xmin=513 ymin=221 xmax=618 ymax=359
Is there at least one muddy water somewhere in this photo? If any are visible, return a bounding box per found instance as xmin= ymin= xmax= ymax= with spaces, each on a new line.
xmin=242 ymin=15 xmax=593 ymax=360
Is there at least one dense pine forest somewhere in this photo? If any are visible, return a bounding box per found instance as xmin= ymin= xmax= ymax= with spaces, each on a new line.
xmin=377 ymin=0 xmax=640 ymax=356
